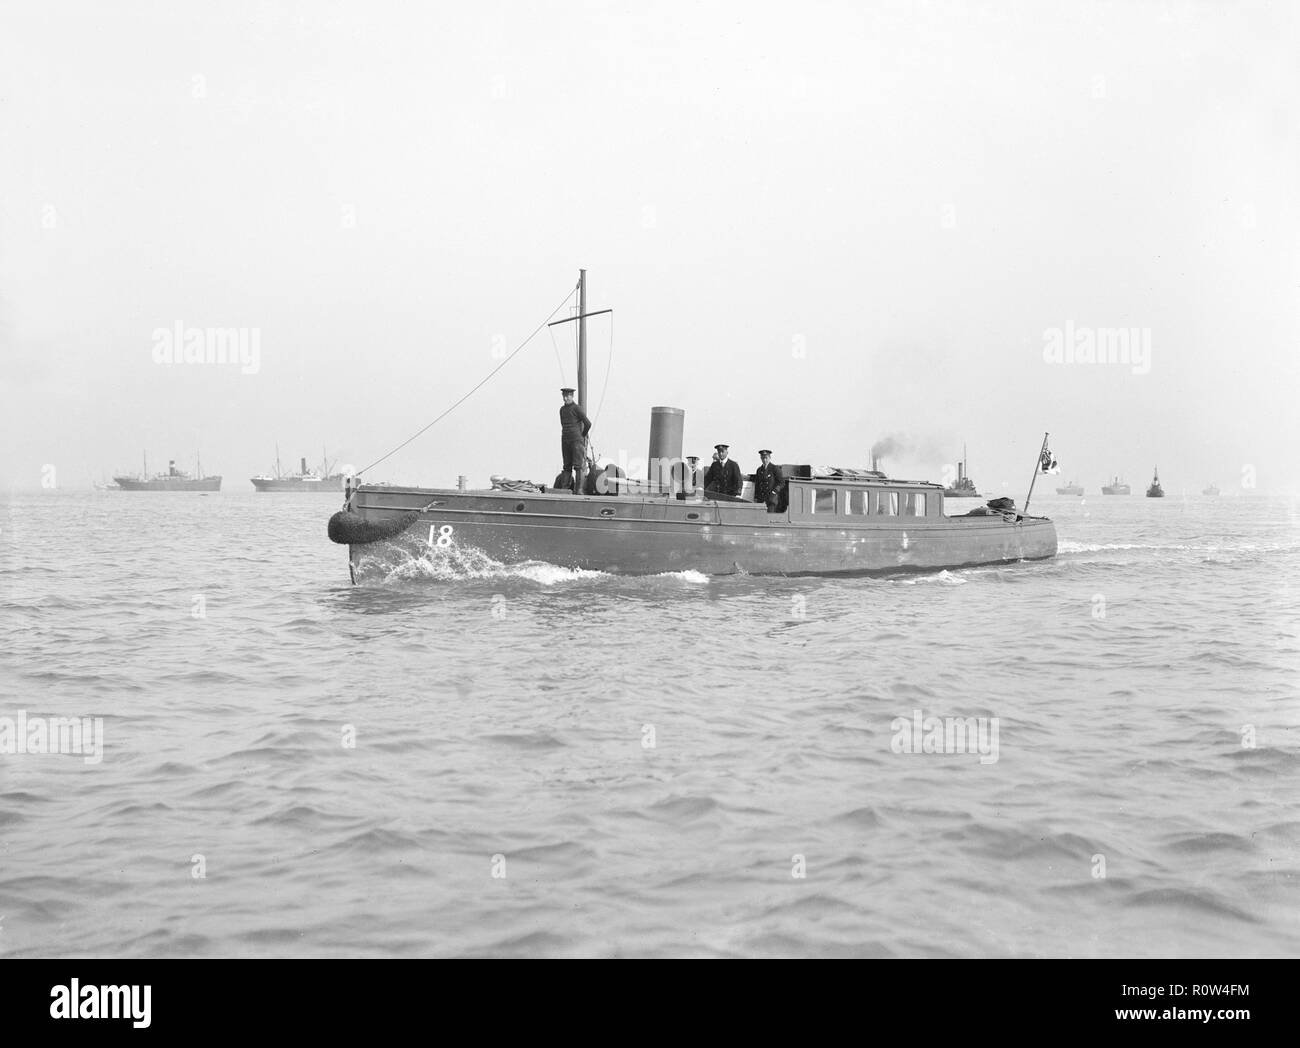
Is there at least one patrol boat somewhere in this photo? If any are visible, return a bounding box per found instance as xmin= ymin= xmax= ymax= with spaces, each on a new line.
xmin=328 ymin=271 xmax=1058 ymax=581
xmin=1146 ymin=468 xmax=1164 ymax=498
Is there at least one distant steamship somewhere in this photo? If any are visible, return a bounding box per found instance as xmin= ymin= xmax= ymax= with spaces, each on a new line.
xmin=114 ymin=454 xmax=221 ymax=492
xmin=252 ymin=451 xmax=346 ymax=493
xmin=943 ymin=445 xmax=981 ymax=499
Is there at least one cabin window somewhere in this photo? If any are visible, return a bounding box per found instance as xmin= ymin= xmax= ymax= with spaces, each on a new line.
xmin=913 ymin=492 xmax=927 ymax=516
xmin=880 ymin=491 xmax=897 ymax=515
xmin=850 ymin=490 xmax=868 ymax=515
xmin=813 ymin=488 xmax=835 ymax=513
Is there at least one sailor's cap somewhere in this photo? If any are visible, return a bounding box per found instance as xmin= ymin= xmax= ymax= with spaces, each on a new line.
xmin=560 ymin=387 xmax=576 ymax=395
xmin=714 ymin=443 xmax=729 ymax=451
xmin=685 ymin=455 xmax=700 ymax=462
xmin=758 ymin=449 xmax=772 ymax=455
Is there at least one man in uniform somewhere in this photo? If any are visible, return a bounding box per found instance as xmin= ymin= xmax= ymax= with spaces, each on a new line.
xmin=703 ymin=443 xmax=743 ymax=497
xmin=684 ymin=455 xmax=701 ymax=495
xmin=558 ymin=387 xmax=591 ymax=494
xmin=753 ymin=449 xmax=785 ymax=512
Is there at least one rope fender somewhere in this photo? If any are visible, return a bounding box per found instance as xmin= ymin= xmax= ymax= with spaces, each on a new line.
xmin=327 ymin=510 xmax=421 ymax=546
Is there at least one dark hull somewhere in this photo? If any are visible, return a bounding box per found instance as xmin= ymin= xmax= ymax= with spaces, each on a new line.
xmin=1056 ymin=485 xmax=1084 ymax=496
xmin=252 ymin=476 xmax=345 ymax=492
xmin=341 ymin=486 xmax=1057 ymax=581
xmin=1101 ymin=486 xmax=1130 ymax=495
xmin=1146 ymin=488 xmax=1164 ymax=498
xmin=114 ymin=476 xmax=222 ymax=491
xmin=942 ymin=483 xmax=981 ymax=498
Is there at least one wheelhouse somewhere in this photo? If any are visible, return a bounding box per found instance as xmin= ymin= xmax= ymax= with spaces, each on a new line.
xmin=784 ymin=475 xmax=945 ymax=520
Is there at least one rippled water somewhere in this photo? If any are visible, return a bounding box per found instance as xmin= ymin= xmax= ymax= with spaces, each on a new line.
xmin=1 ymin=489 xmax=1297 ymax=957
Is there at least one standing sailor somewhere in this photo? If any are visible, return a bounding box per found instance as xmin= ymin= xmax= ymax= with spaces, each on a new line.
xmin=703 ymin=444 xmax=743 ymax=497
xmin=558 ymin=387 xmax=591 ymax=494
xmin=753 ymin=450 xmax=785 ymax=512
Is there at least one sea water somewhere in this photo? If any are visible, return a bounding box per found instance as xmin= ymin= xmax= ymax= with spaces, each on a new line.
xmin=1 ymin=490 xmax=1297 ymax=957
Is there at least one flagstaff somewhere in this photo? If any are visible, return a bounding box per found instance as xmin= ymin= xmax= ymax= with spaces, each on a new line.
xmin=1024 ymin=432 xmax=1049 ymax=515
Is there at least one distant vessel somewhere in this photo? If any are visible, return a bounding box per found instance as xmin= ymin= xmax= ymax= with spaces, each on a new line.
xmin=251 ymin=450 xmax=346 ymax=493
xmin=1146 ymin=468 xmax=1164 ymax=498
xmin=114 ymin=454 xmax=221 ymax=492
xmin=1102 ymin=476 xmax=1131 ymax=495
xmin=1055 ymin=480 xmax=1084 ymax=496
xmin=1203 ymin=483 xmax=1220 ymax=496
xmin=943 ymin=445 xmax=981 ymax=498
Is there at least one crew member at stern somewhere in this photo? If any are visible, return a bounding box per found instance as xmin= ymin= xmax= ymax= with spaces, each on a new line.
xmin=703 ymin=443 xmax=743 ymax=497
xmin=558 ymin=387 xmax=591 ymax=494
xmin=753 ymin=450 xmax=786 ymax=512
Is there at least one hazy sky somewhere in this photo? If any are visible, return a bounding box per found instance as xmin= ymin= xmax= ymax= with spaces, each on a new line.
xmin=3 ymin=1 xmax=1297 ymax=496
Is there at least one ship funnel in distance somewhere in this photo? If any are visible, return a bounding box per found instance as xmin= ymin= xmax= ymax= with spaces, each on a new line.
xmin=872 ymin=454 xmax=879 ymax=472
xmin=301 ymin=457 xmax=308 ymax=474
xmin=647 ymin=406 xmax=685 ymax=492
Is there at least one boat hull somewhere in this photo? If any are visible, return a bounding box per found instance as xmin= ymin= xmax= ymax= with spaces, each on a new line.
xmin=252 ymin=476 xmax=345 ymax=492
xmin=338 ymin=486 xmax=1058 ymax=580
xmin=113 ymin=476 xmax=222 ymax=491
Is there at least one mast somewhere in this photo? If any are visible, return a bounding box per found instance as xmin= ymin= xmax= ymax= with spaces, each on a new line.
xmin=276 ymin=443 xmax=281 ymax=478
xmin=577 ymin=268 xmax=588 ymax=410
xmin=545 ymin=269 xmax=611 ymax=414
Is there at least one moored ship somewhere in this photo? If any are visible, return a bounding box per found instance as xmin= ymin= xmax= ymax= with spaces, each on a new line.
xmin=114 ymin=456 xmax=221 ymax=492
xmin=1146 ymin=468 xmax=1164 ymax=498
xmin=1055 ymin=480 xmax=1084 ymax=496
xmin=942 ymin=445 xmax=981 ymax=498
xmin=252 ymin=452 xmax=346 ymax=493
xmin=1102 ymin=476 xmax=1131 ymax=495
xmin=327 ymin=270 xmax=1057 ymax=582
xmin=1202 ymin=483 xmax=1220 ymax=496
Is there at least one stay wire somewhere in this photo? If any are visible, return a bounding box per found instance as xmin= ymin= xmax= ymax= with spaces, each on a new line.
xmin=354 ymin=282 xmax=578 ymax=477
xmin=592 ymin=309 xmax=614 ymax=427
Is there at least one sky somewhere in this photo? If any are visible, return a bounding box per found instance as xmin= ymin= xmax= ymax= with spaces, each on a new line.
xmin=2 ymin=0 xmax=1297 ymax=496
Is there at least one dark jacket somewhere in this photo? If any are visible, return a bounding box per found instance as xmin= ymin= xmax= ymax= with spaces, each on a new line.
xmin=559 ymin=402 xmax=592 ymax=439
xmin=703 ymin=458 xmax=743 ymax=497
xmin=754 ymin=461 xmax=785 ymax=507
